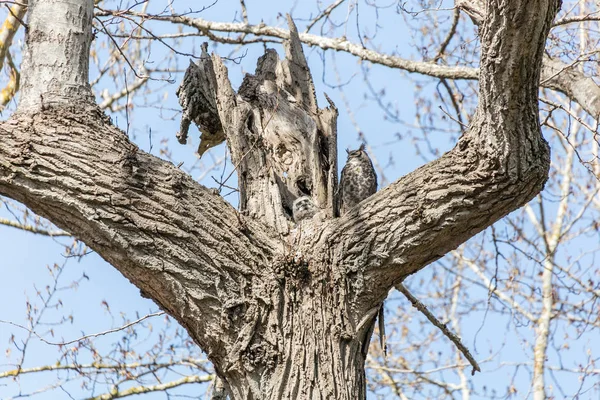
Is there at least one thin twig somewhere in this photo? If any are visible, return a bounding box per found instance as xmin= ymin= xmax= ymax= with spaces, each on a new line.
xmin=211 ymin=176 xmax=238 ymax=192
xmin=124 ymin=68 xmax=130 ymax=138
xmin=306 ymin=0 xmax=346 ymax=32
xmin=239 ymin=0 xmax=248 ymax=24
xmin=1 ymin=311 xmax=164 ymax=346
xmin=396 ymin=282 xmax=481 ymax=375
xmin=438 ymin=105 xmax=468 ymax=129
xmin=0 ymin=217 xmax=70 ymax=237
xmin=4 ymin=2 xmax=28 ymax=29
xmin=94 ymin=16 xmax=148 ymax=80
xmin=433 ymin=7 xmax=460 ymax=62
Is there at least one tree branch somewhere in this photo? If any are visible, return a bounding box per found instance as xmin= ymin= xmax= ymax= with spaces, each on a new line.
xmin=0 ymin=358 xmax=209 ymax=378
xmin=396 ymin=283 xmax=480 ymax=375
xmin=0 ymin=107 xmax=281 ymax=360
xmin=95 ymin=9 xmax=477 ymax=79
xmin=100 ymin=7 xmax=600 ymax=120
xmin=0 ymin=216 xmax=70 ymax=236
xmin=0 ymin=0 xmax=28 ymax=73
xmin=0 ymin=0 xmax=574 ymax=396
xmin=316 ymin=0 xmax=558 ymax=311
xmin=0 ymin=311 xmax=165 ymax=346
xmin=86 ymin=374 xmax=214 ymax=400
xmin=2 ymin=3 xmax=283 ymax=368
xmin=456 ymin=0 xmax=600 ymax=120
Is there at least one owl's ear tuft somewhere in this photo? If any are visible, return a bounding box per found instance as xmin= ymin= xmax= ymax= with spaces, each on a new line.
xmin=359 ymin=143 xmax=366 ymax=151
xmin=346 ymin=148 xmax=350 ymax=154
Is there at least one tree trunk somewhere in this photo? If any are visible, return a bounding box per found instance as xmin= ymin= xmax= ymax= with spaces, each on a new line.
xmin=18 ymin=0 xmax=94 ymax=112
xmin=0 ymin=0 xmax=561 ymax=398
xmin=216 ymin=276 xmax=373 ymax=399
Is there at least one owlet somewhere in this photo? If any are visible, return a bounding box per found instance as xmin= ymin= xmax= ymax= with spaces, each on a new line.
xmin=292 ymin=196 xmax=319 ymax=222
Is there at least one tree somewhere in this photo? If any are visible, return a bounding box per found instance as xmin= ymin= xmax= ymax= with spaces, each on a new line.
xmin=1 ymin=0 xmax=598 ymax=398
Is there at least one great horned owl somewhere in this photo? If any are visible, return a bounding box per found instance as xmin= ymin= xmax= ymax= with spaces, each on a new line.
xmin=292 ymin=196 xmax=319 ymax=222
xmin=340 ymin=145 xmax=384 ymax=353
xmin=340 ymin=144 xmax=377 ymax=215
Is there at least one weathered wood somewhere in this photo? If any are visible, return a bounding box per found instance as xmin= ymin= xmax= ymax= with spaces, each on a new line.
xmin=281 ymin=15 xmax=318 ymax=115
xmin=176 ymin=43 xmax=225 ymax=156
xmin=319 ymin=94 xmax=339 ymax=218
xmin=181 ymin=17 xmax=340 ymax=234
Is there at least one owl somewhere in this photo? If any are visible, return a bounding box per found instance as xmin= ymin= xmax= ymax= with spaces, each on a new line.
xmin=292 ymin=196 xmax=319 ymax=222
xmin=340 ymin=144 xmax=377 ymax=215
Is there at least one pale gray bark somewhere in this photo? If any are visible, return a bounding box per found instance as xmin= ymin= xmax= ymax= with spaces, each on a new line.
xmin=531 ymin=144 xmax=574 ymax=400
xmin=18 ymin=0 xmax=94 ymax=112
xmin=0 ymin=0 xmax=562 ymax=398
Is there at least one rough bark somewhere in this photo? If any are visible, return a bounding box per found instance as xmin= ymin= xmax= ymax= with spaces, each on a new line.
xmin=0 ymin=0 xmax=561 ymax=398
xmin=179 ymin=18 xmax=338 ymax=234
xmin=18 ymin=0 xmax=94 ymax=112
xmin=456 ymin=0 xmax=600 ymax=120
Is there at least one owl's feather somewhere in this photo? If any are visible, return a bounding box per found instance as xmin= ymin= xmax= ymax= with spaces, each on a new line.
xmin=340 ymin=144 xmax=377 ymax=215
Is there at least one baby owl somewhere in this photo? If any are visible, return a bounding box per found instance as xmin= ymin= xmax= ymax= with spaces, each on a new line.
xmin=340 ymin=144 xmax=377 ymax=215
xmin=292 ymin=196 xmax=319 ymax=222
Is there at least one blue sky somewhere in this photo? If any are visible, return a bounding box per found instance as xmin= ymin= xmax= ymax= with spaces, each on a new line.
xmin=1 ymin=1 xmax=598 ymax=399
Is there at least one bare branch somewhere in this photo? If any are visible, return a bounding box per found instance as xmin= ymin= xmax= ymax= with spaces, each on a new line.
xmin=98 ymin=76 xmax=148 ymax=110
xmin=0 ymin=0 xmax=28 ymax=72
xmin=396 ymin=283 xmax=481 ymax=375
xmin=0 ymin=216 xmax=70 ymax=236
xmin=0 ymin=358 xmax=209 ymax=378
xmin=305 ymin=0 xmax=346 ymax=33
xmin=85 ymin=374 xmax=214 ymax=400
xmin=554 ymin=12 xmax=600 ymax=26
xmin=98 ymin=9 xmax=600 ymax=120
xmin=433 ymin=7 xmax=460 ymax=62
xmin=0 ymin=311 xmax=165 ymax=346
xmin=94 ymin=10 xmax=477 ymax=79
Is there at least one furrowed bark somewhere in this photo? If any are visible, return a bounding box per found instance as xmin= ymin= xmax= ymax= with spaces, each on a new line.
xmin=0 ymin=108 xmax=283 ymax=363
xmin=317 ymin=0 xmax=559 ymax=312
xmin=1 ymin=0 xmax=281 ymax=379
xmin=457 ymin=0 xmax=600 ymax=120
